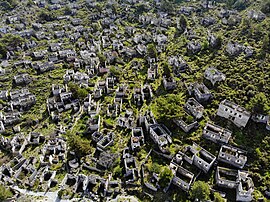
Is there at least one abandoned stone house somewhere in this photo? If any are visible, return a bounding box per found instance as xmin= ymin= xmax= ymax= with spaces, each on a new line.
xmin=0 ymin=121 xmax=5 ymax=133
xmin=84 ymin=95 xmax=100 ymax=116
xmin=64 ymin=70 xmax=89 ymax=87
xmin=173 ymin=113 xmax=199 ymax=133
xmin=107 ymin=100 xmax=121 ymax=118
xmin=183 ymin=143 xmax=216 ymax=173
xmin=33 ymin=61 xmax=55 ymax=74
xmin=251 ymin=114 xmax=270 ymax=131
xmin=9 ymin=89 xmax=36 ymax=111
xmin=204 ymin=67 xmax=226 ymax=86
xmin=218 ymin=145 xmax=247 ymax=169
xmin=131 ymin=127 xmax=145 ymax=151
xmin=0 ymin=90 xmax=8 ymax=100
xmin=216 ymin=167 xmax=254 ymax=202
xmin=217 ymin=100 xmax=251 ymax=128
xmin=40 ymin=137 xmax=66 ymax=165
xmin=51 ymin=84 xmax=66 ymax=97
xmin=32 ymin=50 xmax=47 ymax=60
xmin=236 ymin=170 xmax=254 ymax=202
xmin=216 ymin=166 xmax=238 ymax=189
xmin=117 ymin=109 xmax=135 ymax=129
xmin=184 ymin=98 xmax=204 ymax=119
xmin=88 ymin=115 xmax=101 ymax=132
xmin=226 ymin=42 xmax=253 ymax=57
xmin=13 ymin=73 xmax=32 ymax=86
xmin=149 ymin=124 xmax=172 ymax=153
xmin=168 ymin=55 xmax=188 ymax=76
xmin=141 ymin=151 xmax=161 ymax=191
xmin=97 ymin=132 xmax=114 ymax=151
xmin=203 ymin=122 xmax=232 ymax=144
xmin=106 ymin=76 xmax=117 ymax=94
xmin=123 ymin=149 xmax=139 ymax=183
xmin=187 ymin=41 xmax=201 ymax=54
xmin=187 ymin=83 xmax=212 ymax=103
xmin=0 ymin=111 xmax=21 ymax=126
xmin=147 ymin=65 xmax=158 ymax=81
xmin=133 ymin=87 xmax=144 ymax=107
xmin=163 ymin=76 xmax=177 ymax=91
xmin=170 ymin=161 xmax=194 ymax=192
xmin=142 ymin=84 xmax=153 ymax=102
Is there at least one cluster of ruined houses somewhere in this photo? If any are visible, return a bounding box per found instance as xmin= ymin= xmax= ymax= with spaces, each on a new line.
xmin=0 ymin=124 xmax=119 ymax=200
xmin=0 ymin=0 xmax=269 ymax=201
xmin=0 ymin=88 xmax=36 ymax=133
xmin=1 ymin=0 xmax=265 ymax=78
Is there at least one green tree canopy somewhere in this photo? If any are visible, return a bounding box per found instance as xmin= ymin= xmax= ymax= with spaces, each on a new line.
xmin=0 ymin=34 xmax=24 ymax=58
xmin=190 ymin=181 xmax=211 ymax=201
xmin=68 ymin=82 xmax=89 ymax=101
xmin=152 ymin=93 xmax=185 ymax=121
xmin=160 ymin=0 xmax=174 ymax=13
xmin=261 ymin=0 xmax=270 ymax=14
xmin=246 ymin=92 xmax=270 ymax=114
xmin=159 ymin=166 xmax=173 ymax=188
xmin=38 ymin=9 xmax=57 ymax=22
xmin=147 ymin=44 xmax=158 ymax=59
xmin=0 ymin=184 xmax=13 ymax=201
xmin=67 ymin=132 xmax=92 ymax=156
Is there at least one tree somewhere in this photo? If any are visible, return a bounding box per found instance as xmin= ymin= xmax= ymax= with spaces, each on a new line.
xmin=246 ymin=92 xmax=270 ymax=114
xmin=38 ymin=9 xmax=56 ymax=22
xmin=190 ymin=181 xmax=210 ymax=201
xmin=113 ymin=165 xmax=122 ymax=177
xmin=68 ymin=82 xmax=89 ymax=101
xmin=159 ymin=166 xmax=173 ymax=188
xmin=261 ymin=0 xmax=270 ymax=15
xmin=262 ymin=34 xmax=270 ymax=52
xmin=160 ymin=0 xmax=174 ymax=13
xmin=64 ymin=6 xmax=72 ymax=15
xmin=179 ymin=15 xmax=188 ymax=31
xmin=67 ymin=133 xmax=92 ymax=156
xmin=110 ymin=66 xmax=122 ymax=77
xmin=77 ymin=88 xmax=88 ymax=100
xmin=0 ymin=34 xmax=24 ymax=58
xmin=149 ymin=162 xmax=162 ymax=173
xmin=163 ymin=62 xmax=171 ymax=77
xmin=97 ymin=52 xmax=106 ymax=65
xmin=152 ymin=93 xmax=186 ymax=121
xmin=136 ymin=3 xmax=147 ymax=15
xmin=147 ymin=44 xmax=158 ymax=59
xmin=0 ymin=184 xmax=13 ymax=201
xmin=213 ymin=34 xmax=223 ymax=49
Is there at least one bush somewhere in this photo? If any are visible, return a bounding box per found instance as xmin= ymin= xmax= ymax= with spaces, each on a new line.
xmin=214 ymin=192 xmax=225 ymax=202
xmin=113 ymin=165 xmax=122 ymax=177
